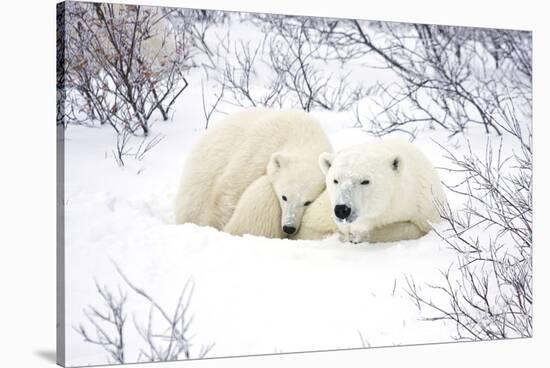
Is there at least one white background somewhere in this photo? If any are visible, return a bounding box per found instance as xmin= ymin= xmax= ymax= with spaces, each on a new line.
xmin=0 ymin=0 xmax=548 ymax=367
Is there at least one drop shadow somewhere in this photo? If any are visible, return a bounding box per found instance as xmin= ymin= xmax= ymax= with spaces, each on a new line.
xmin=35 ymin=350 xmax=57 ymax=364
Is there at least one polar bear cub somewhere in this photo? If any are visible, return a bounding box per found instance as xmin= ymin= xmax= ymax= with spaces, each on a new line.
xmin=223 ymin=155 xmax=326 ymax=238
xmin=316 ymin=138 xmax=447 ymax=243
xmin=175 ymin=108 xmax=332 ymax=237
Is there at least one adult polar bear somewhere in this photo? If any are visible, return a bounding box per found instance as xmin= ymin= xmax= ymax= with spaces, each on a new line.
xmin=295 ymin=138 xmax=447 ymax=242
xmin=175 ymin=108 xmax=332 ymax=237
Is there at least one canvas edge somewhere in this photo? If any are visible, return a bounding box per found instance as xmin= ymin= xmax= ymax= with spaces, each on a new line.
xmin=56 ymin=1 xmax=67 ymax=366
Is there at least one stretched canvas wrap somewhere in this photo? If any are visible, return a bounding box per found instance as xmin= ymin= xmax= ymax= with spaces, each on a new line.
xmin=56 ymin=1 xmax=533 ymax=366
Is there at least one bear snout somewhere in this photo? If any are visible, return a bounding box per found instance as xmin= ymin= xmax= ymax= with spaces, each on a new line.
xmin=334 ymin=204 xmax=352 ymax=220
xmin=282 ymin=225 xmax=297 ymax=235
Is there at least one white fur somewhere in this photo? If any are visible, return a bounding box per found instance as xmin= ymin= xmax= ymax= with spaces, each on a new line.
xmin=175 ymin=108 xmax=332 ymax=236
xmin=298 ymin=138 xmax=447 ymax=243
xmin=223 ymin=176 xmax=284 ymax=238
xmin=293 ymin=189 xmax=337 ymax=240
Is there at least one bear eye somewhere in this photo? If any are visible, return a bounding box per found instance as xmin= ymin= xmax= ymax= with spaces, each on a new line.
xmin=361 ymin=180 xmax=370 ymax=185
xmin=333 ymin=179 xmax=339 ymax=184
xmin=304 ymin=201 xmax=312 ymax=206
xmin=282 ymin=195 xmax=287 ymax=201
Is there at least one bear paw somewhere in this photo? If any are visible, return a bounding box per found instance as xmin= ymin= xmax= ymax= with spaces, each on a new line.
xmin=339 ymin=231 xmax=365 ymax=244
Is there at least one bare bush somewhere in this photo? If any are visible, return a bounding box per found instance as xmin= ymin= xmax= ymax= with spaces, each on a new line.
xmin=312 ymin=20 xmax=531 ymax=136
xmin=76 ymin=264 xmax=214 ymax=364
xmin=267 ymin=23 xmax=366 ymax=112
xmin=65 ymin=2 xmax=190 ymax=135
xmin=115 ymin=265 xmax=214 ymax=362
xmin=57 ymin=3 xmax=68 ymax=127
xmin=201 ymin=79 xmax=225 ymax=129
xmin=221 ymin=40 xmax=288 ymax=108
xmin=112 ymin=130 xmax=165 ymax=167
xmin=76 ymin=281 xmax=127 ymax=364
xmin=405 ymin=100 xmax=532 ymax=340
xmin=220 ymin=15 xmax=367 ymax=111
xmin=167 ymin=8 xmax=229 ymax=71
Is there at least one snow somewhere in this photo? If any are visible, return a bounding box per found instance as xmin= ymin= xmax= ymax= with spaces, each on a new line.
xmin=62 ymin=93 xmax=474 ymax=366
xmin=61 ymin=12 xmax=515 ymax=367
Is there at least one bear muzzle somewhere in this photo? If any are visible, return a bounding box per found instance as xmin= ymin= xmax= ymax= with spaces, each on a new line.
xmin=334 ymin=204 xmax=352 ymax=220
xmin=282 ymin=225 xmax=297 ymax=235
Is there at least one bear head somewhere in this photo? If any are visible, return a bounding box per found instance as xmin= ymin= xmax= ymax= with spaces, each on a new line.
xmin=267 ymin=152 xmax=326 ymax=236
xmin=319 ymin=144 xmax=402 ymax=224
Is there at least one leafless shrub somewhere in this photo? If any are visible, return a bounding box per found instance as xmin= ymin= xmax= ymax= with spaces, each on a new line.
xmin=405 ymin=103 xmax=532 ymax=340
xmin=77 ymin=263 xmax=214 ymax=364
xmin=112 ymin=130 xmax=165 ymax=167
xmin=267 ymin=29 xmax=364 ymax=112
xmin=135 ymin=134 xmax=165 ymax=161
xmin=256 ymin=15 xmax=367 ymax=112
xmin=115 ymin=265 xmax=214 ymax=362
xmin=57 ymin=3 xmax=68 ymax=127
xmin=201 ymin=79 xmax=225 ymax=129
xmin=168 ymin=8 xmax=228 ymax=71
xmin=311 ymin=20 xmax=531 ymax=135
xmin=221 ymin=40 xmax=287 ymax=108
xmin=354 ymin=82 xmax=419 ymax=139
xmin=76 ymin=281 xmax=127 ymax=364
xmin=357 ymin=331 xmax=371 ymax=348
xmin=218 ymin=15 xmax=366 ymax=111
xmin=65 ymin=2 xmax=190 ymax=136
xmin=112 ymin=129 xmax=132 ymax=167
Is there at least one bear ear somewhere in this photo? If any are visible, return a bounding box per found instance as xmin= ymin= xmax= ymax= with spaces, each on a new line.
xmin=319 ymin=152 xmax=334 ymax=175
xmin=391 ymin=156 xmax=401 ymax=172
xmin=267 ymin=152 xmax=287 ymax=174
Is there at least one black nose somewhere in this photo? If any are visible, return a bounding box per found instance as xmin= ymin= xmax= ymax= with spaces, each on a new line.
xmin=334 ymin=204 xmax=351 ymax=219
xmin=283 ymin=225 xmax=296 ymax=235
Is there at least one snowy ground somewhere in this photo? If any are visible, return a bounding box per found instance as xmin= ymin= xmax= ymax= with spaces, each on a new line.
xmin=63 ymin=86 xmax=486 ymax=366
xmin=60 ymin=12 xmax=521 ymax=367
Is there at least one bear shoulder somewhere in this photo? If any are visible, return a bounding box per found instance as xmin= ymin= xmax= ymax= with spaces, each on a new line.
xmin=294 ymin=190 xmax=338 ymax=240
xmin=224 ymin=175 xmax=285 ymax=238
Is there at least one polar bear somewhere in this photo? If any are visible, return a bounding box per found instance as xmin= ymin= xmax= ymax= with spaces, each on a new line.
xmin=294 ymin=138 xmax=446 ymax=242
xmin=175 ymin=108 xmax=332 ymax=237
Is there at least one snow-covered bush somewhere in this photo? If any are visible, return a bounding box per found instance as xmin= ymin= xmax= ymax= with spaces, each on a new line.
xmin=309 ymin=20 xmax=531 ymax=136
xmin=63 ymin=2 xmax=190 ymax=135
xmin=219 ymin=14 xmax=368 ymax=111
xmin=406 ymin=120 xmax=532 ymax=339
xmin=76 ymin=264 xmax=214 ymax=364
